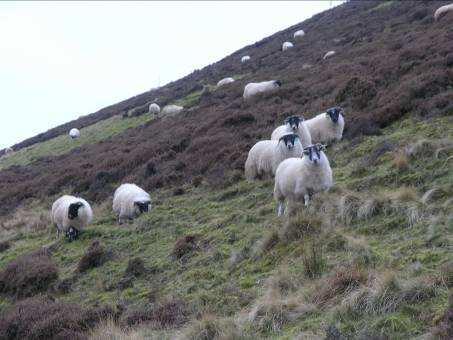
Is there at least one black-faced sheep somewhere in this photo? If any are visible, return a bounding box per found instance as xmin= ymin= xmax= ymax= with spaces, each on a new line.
xmin=113 ymin=183 xmax=151 ymax=224
xmin=271 ymin=116 xmax=312 ymax=148
xmin=305 ymin=107 xmax=345 ymax=144
xmin=243 ymin=80 xmax=282 ymax=100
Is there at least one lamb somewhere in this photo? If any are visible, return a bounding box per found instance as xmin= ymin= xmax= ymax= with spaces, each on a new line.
xmin=274 ymin=144 xmax=333 ymax=216
xmin=434 ymin=3 xmax=453 ymax=21
xmin=149 ymin=103 xmax=160 ymax=116
xmin=217 ymin=77 xmax=235 ymax=87
xmin=282 ymin=42 xmax=294 ymax=51
xmin=161 ymin=104 xmax=184 ymax=116
xmin=294 ymin=30 xmax=305 ymax=40
xmin=241 ymin=55 xmax=251 ymax=63
xmin=69 ymin=128 xmax=80 ymax=139
xmin=304 ymin=107 xmax=345 ymax=144
xmin=323 ymin=51 xmax=336 ymax=60
xmin=271 ymin=115 xmax=312 ymax=148
xmin=243 ymin=80 xmax=282 ymax=100
xmin=51 ymin=195 xmax=93 ymax=241
xmin=245 ymin=133 xmax=303 ymax=181
xmin=113 ymin=183 xmax=151 ymax=224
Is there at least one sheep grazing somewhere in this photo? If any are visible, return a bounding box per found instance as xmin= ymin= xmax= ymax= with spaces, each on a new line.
xmin=161 ymin=104 xmax=184 ymax=116
xmin=113 ymin=183 xmax=151 ymax=224
xmin=217 ymin=77 xmax=235 ymax=87
xmin=69 ymin=128 xmax=80 ymax=139
xmin=274 ymin=144 xmax=333 ymax=216
xmin=294 ymin=29 xmax=305 ymax=40
xmin=245 ymin=133 xmax=303 ymax=181
xmin=271 ymin=115 xmax=312 ymax=148
xmin=51 ymin=195 xmax=93 ymax=241
xmin=282 ymin=41 xmax=294 ymax=51
xmin=323 ymin=51 xmax=336 ymax=60
xmin=4 ymin=147 xmax=13 ymax=155
xmin=149 ymin=103 xmax=160 ymax=116
xmin=243 ymin=80 xmax=282 ymax=100
xmin=241 ymin=55 xmax=251 ymax=63
xmin=434 ymin=3 xmax=453 ymax=21
xmin=305 ymin=107 xmax=345 ymax=144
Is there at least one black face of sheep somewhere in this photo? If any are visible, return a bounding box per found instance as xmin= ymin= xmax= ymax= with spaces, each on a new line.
xmin=68 ymin=202 xmax=84 ymax=220
xmin=134 ymin=201 xmax=150 ymax=214
xmin=279 ymin=134 xmax=299 ymax=150
xmin=303 ymin=144 xmax=325 ymax=165
xmin=66 ymin=227 xmax=79 ymax=242
xmin=284 ymin=116 xmax=302 ymax=131
xmin=275 ymin=80 xmax=282 ymax=87
xmin=326 ymin=107 xmax=343 ymax=123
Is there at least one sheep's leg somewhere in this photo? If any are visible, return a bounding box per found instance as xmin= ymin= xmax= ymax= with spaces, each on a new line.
xmin=277 ymin=201 xmax=285 ymax=217
xmin=304 ymin=194 xmax=310 ymax=207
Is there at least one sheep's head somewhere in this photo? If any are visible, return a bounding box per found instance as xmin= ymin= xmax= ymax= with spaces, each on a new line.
xmin=279 ymin=133 xmax=300 ymax=150
xmin=68 ymin=202 xmax=84 ymax=220
xmin=326 ymin=107 xmax=343 ymax=123
xmin=134 ymin=201 xmax=151 ymax=214
xmin=284 ymin=115 xmax=303 ymax=131
xmin=66 ymin=227 xmax=79 ymax=242
xmin=303 ymin=144 xmax=326 ymax=165
xmin=274 ymin=80 xmax=282 ymax=87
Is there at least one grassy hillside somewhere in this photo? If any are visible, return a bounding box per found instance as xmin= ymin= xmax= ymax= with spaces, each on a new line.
xmin=0 ymin=115 xmax=451 ymax=339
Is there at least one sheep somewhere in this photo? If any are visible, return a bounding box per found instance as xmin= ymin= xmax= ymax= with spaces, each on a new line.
xmin=51 ymin=195 xmax=93 ymax=241
xmin=243 ymin=80 xmax=282 ymax=100
xmin=244 ymin=133 xmax=303 ymax=181
xmin=4 ymin=147 xmax=13 ymax=155
xmin=304 ymin=107 xmax=345 ymax=144
xmin=434 ymin=3 xmax=453 ymax=21
xmin=271 ymin=115 xmax=312 ymax=148
xmin=161 ymin=104 xmax=184 ymax=116
xmin=294 ymin=29 xmax=305 ymax=40
xmin=149 ymin=103 xmax=160 ymax=116
xmin=323 ymin=50 xmax=336 ymax=60
xmin=217 ymin=77 xmax=235 ymax=87
xmin=241 ymin=55 xmax=251 ymax=63
xmin=113 ymin=183 xmax=151 ymax=224
xmin=282 ymin=42 xmax=294 ymax=51
xmin=274 ymin=144 xmax=333 ymax=216
xmin=69 ymin=128 xmax=80 ymax=139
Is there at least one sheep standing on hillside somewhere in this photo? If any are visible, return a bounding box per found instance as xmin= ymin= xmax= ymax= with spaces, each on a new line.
xmin=271 ymin=116 xmax=312 ymax=148
xmin=113 ymin=183 xmax=151 ymax=224
xmin=274 ymin=144 xmax=333 ymax=216
xmin=245 ymin=133 xmax=303 ymax=181
xmin=243 ymin=80 xmax=282 ymax=100
xmin=149 ymin=103 xmax=160 ymax=116
xmin=241 ymin=55 xmax=251 ymax=63
xmin=294 ymin=30 xmax=305 ymax=40
xmin=69 ymin=128 xmax=80 ymax=139
xmin=51 ymin=195 xmax=93 ymax=241
xmin=4 ymin=147 xmax=13 ymax=156
xmin=434 ymin=3 xmax=453 ymax=21
xmin=217 ymin=77 xmax=235 ymax=87
xmin=162 ymin=104 xmax=184 ymax=116
xmin=305 ymin=107 xmax=345 ymax=144
xmin=282 ymin=42 xmax=294 ymax=51
xmin=323 ymin=51 xmax=336 ymax=60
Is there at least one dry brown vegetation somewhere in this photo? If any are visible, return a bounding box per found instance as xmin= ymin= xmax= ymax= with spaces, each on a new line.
xmin=77 ymin=240 xmax=110 ymax=273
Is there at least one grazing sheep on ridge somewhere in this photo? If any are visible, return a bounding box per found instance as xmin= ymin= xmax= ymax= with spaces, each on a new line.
xmin=294 ymin=30 xmax=305 ymax=40
xmin=149 ymin=103 xmax=160 ymax=116
xmin=305 ymin=107 xmax=345 ymax=144
xmin=274 ymin=144 xmax=333 ymax=216
xmin=282 ymin=41 xmax=294 ymax=51
xmin=217 ymin=77 xmax=235 ymax=87
xmin=241 ymin=55 xmax=251 ymax=63
xmin=69 ymin=128 xmax=80 ymax=139
xmin=243 ymin=80 xmax=282 ymax=100
xmin=113 ymin=183 xmax=151 ymax=224
xmin=245 ymin=133 xmax=303 ymax=181
xmin=323 ymin=51 xmax=336 ymax=60
xmin=271 ymin=115 xmax=312 ymax=148
xmin=434 ymin=3 xmax=453 ymax=21
xmin=51 ymin=195 xmax=93 ymax=241
xmin=162 ymin=104 xmax=184 ymax=116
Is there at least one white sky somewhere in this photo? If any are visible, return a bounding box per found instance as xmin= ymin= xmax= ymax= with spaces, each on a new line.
xmin=0 ymin=1 xmax=344 ymax=149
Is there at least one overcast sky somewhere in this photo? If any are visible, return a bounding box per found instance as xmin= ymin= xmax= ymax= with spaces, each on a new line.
xmin=0 ymin=1 xmax=344 ymax=149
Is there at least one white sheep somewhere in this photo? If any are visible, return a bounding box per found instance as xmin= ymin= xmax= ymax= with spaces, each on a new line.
xmin=243 ymin=80 xmax=282 ymax=100
xmin=51 ymin=195 xmax=93 ymax=241
xmin=293 ymin=30 xmax=305 ymax=40
xmin=217 ymin=77 xmax=235 ymax=87
xmin=4 ymin=147 xmax=13 ymax=155
xmin=113 ymin=183 xmax=151 ymax=224
xmin=271 ymin=116 xmax=312 ymax=148
xmin=241 ymin=55 xmax=251 ymax=63
xmin=305 ymin=107 xmax=345 ymax=144
xmin=149 ymin=103 xmax=160 ymax=116
xmin=161 ymin=104 xmax=184 ymax=116
xmin=69 ymin=128 xmax=80 ymax=139
xmin=434 ymin=3 xmax=453 ymax=21
xmin=323 ymin=51 xmax=336 ymax=60
xmin=274 ymin=144 xmax=333 ymax=216
xmin=282 ymin=41 xmax=294 ymax=51
xmin=245 ymin=133 xmax=303 ymax=181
